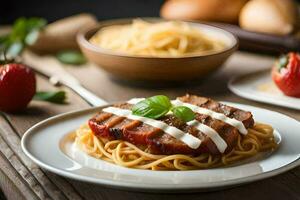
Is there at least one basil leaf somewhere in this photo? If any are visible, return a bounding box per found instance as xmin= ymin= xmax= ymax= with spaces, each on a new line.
xmin=56 ymin=50 xmax=86 ymax=65
xmin=34 ymin=91 xmax=67 ymax=104
xmin=132 ymin=95 xmax=172 ymax=119
xmin=171 ymin=106 xmax=195 ymax=122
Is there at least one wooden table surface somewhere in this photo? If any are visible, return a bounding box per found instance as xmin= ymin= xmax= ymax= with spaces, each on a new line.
xmin=0 ymin=50 xmax=300 ymax=200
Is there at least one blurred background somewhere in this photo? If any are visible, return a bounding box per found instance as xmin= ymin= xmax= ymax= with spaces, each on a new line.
xmin=0 ymin=0 xmax=164 ymax=24
xmin=1 ymin=0 xmax=300 ymax=24
xmin=1 ymin=0 xmax=299 ymax=53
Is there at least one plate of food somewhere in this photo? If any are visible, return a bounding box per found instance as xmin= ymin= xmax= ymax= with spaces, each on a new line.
xmin=21 ymin=94 xmax=300 ymax=192
xmin=229 ymin=52 xmax=300 ymax=110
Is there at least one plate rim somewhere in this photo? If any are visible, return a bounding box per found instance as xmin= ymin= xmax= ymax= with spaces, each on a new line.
xmin=21 ymin=102 xmax=300 ymax=192
xmin=228 ymin=70 xmax=300 ymax=110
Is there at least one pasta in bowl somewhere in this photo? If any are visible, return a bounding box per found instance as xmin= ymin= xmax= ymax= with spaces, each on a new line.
xmin=77 ymin=18 xmax=238 ymax=81
xmin=89 ymin=19 xmax=226 ymax=57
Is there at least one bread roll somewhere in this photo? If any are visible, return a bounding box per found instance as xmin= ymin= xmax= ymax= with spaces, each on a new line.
xmin=239 ymin=0 xmax=298 ymax=35
xmin=30 ymin=13 xmax=97 ymax=54
xmin=160 ymin=0 xmax=248 ymax=23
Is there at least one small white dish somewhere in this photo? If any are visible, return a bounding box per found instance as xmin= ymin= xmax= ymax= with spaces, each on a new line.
xmin=228 ymin=70 xmax=300 ymax=110
xmin=21 ymin=102 xmax=300 ymax=192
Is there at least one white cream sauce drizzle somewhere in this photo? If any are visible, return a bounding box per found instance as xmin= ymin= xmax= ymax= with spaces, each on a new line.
xmin=126 ymin=98 xmax=249 ymax=153
xmin=127 ymin=98 xmax=229 ymax=153
xmin=171 ymin=100 xmax=248 ymax=135
xmin=102 ymin=106 xmax=201 ymax=149
xmin=187 ymin=120 xmax=227 ymax=153
xmin=127 ymin=98 xmax=146 ymax=104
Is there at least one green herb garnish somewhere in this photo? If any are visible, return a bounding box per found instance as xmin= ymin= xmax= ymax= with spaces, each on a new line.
xmin=34 ymin=91 xmax=67 ymax=104
xmin=56 ymin=50 xmax=86 ymax=65
xmin=132 ymin=95 xmax=195 ymax=122
xmin=171 ymin=106 xmax=195 ymax=122
xmin=0 ymin=17 xmax=47 ymax=60
xmin=132 ymin=95 xmax=172 ymax=119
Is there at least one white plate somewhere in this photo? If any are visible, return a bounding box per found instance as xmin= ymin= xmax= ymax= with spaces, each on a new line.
xmin=229 ymin=70 xmax=300 ymax=110
xmin=21 ymin=102 xmax=300 ymax=192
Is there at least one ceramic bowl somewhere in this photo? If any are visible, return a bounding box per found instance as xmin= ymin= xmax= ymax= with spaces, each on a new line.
xmin=77 ymin=18 xmax=238 ymax=82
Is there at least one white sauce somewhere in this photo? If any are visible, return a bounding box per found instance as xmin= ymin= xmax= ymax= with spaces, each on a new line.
xmin=172 ymin=100 xmax=248 ymax=135
xmin=103 ymin=106 xmax=201 ymax=149
xmin=187 ymin=120 xmax=227 ymax=153
xmin=127 ymin=98 xmax=146 ymax=104
xmin=125 ymin=97 xmax=248 ymax=153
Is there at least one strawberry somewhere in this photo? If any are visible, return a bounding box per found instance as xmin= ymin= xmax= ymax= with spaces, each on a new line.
xmin=272 ymin=52 xmax=300 ymax=98
xmin=0 ymin=63 xmax=36 ymax=112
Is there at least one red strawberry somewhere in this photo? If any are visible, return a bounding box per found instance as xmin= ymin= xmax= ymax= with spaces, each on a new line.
xmin=0 ymin=63 xmax=36 ymax=112
xmin=272 ymin=52 xmax=300 ymax=97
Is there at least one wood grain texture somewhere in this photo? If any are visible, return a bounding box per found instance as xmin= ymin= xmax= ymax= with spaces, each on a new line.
xmin=0 ymin=49 xmax=299 ymax=200
xmin=0 ymin=168 xmax=24 ymax=200
xmin=0 ymin=152 xmax=33 ymax=200
xmin=0 ymin=118 xmax=49 ymax=200
xmin=0 ymin=113 xmax=83 ymax=200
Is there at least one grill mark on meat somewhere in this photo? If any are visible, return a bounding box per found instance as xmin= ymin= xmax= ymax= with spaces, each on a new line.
xmin=122 ymin=120 xmax=142 ymax=130
xmin=106 ymin=116 xmax=125 ymax=128
xmin=122 ymin=120 xmax=154 ymax=145
xmin=95 ymin=112 xmax=112 ymax=123
xmin=107 ymin=116 xmax=126 ymax=139
xmin=88 ymin=95 xmax=254 ymax=155
xmin=112 ymin=118 xmax=132 ymax=129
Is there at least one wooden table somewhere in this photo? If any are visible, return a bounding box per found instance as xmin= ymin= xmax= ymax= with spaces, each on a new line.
xmin=0 ymin=50 xmax=299 ymax=200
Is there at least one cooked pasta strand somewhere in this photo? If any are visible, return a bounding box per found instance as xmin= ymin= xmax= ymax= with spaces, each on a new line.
xmin=75 ymin=123 xmax=277 ymax=171
xmin=89 ymin=19 xmax=225 ymax=57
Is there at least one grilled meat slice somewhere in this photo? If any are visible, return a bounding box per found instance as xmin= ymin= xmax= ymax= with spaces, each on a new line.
xmin=89 ymin=103 xmax=160 ymax=145
xmin=88 ymin=96 xmax=254 ymax=155
xmin=147 ymin=114 xmax=239 ymax=155
xmin=89 ymin=113 xmax=158 ymax=144
xmin=178 ymin=94 xmax=254 ymax=128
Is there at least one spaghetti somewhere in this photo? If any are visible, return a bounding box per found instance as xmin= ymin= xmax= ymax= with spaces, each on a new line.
xmin=75 ymin=123 xmax=277 ymax=170
xmin=89 ymin=19 xmax=225 ymax=57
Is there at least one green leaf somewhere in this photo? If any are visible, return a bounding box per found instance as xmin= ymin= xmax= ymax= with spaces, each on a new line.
xmin=277 ymin=55 xmax=289 ymax=70
xmin=56 ymin=50 xmax=86 ymax=65
xmin=25 ymin=30 xmax=39 ymax=45
xmin=0 ymin=35 xmax=9 ymax=44
xmin=26 ymin=18 xmax=47 ymax=30
xmin=6 ymin=41 xmax=24 ymax=57
xmin=11 ymin=18 xmax=27 ymax=41
xmin=132 ymin=95 xmax=172 ymax=119
xmin=24 ymin=18 xmax=46 ymax=46
xmin=171 ymin=106 xmax=195 ymax=122
xmin=34 ymin=91 xmax=67 ymax=104
xmin=0 ymin=35 xmax=10 ymax=55
xmin=0 ymin=17 xmax=47 ymax=60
